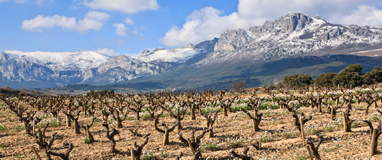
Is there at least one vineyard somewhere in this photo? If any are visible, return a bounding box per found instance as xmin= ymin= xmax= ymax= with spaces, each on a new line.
xmin=1 ymin=85 xmax=382 ymax=160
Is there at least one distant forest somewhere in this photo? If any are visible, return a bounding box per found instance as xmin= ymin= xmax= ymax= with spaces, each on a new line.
xmin=283 ymin=64 xmax=382 ymax=88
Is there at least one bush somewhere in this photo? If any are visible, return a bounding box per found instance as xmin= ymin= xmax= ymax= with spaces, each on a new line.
xmin=282 ymin=132 xmax=292 ymax=139
xmin=259 ymin=103 xmax=279 ymax=110
xmin=160 ymin=152 xmax=168 ymax=158
xmin=87 ymin=89 xmax=112 ymax=96
xmin=281 ymin=64 xmax=382 ymax=88
xmin=0 ymin=125 xmax=7 ymax=132
xmin=371 ymin=116 xmax=380 ymax=122
xmin=227 ymin=140 xmax=242 ymax=148
xmin=343 ymin=64 xmax=362 ymax=73
xmin=315 ymin=72 xmax=336 ymax=87
xmin=141 ymin=152 xmax=155 ymax=160
xmin=307 ymin=128 xmax=318 ymax=135
xmin=202 ymin=142 xmax=218 ymax=151
xmin=142 ymin=114 xmax=152 ymax=120
xmin=351 ymin=121 xmax=359 ymax=128
xmin=333 ymin=71 xmax=362 ymax=87
xmin=283 ymin=74 xmax=312 ymax=87
xmin=261 ymin=136 xmax=273 ymax=142
xmin=363 ymin=67 xmax=382 ymax=84
xmin=84 ymin=137 xmax=91 ymax=144
xmin=230 ymin=106 xmax=241 ymax=112
xmin=371 ymin=67 xmax=382 ymax=82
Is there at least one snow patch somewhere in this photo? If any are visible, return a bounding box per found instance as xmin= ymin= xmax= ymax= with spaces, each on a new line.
xmin=133 ymin=47 xmax=199 ymax=63
xmin=3 ymin=50 xmax=109 ymax=71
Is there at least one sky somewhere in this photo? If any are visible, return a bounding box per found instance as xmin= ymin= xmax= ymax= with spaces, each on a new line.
xmin=1 ymin=0 xmax=382 ymax=56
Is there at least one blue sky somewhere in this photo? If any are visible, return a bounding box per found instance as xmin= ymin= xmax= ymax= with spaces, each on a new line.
xmin=1 ymin=0 xmax=382 ymax=56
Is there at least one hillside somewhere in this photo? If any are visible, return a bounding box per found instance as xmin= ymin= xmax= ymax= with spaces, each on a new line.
xmin=44 ymin=54 xmax=382 ymax=94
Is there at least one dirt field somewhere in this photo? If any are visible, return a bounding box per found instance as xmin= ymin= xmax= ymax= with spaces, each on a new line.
xmin=1 ymin=92 xmax=382 ymax=160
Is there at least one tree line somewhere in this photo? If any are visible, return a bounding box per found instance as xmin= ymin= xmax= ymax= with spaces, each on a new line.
xmin=283 ymin=64 xmax=382 ymax=87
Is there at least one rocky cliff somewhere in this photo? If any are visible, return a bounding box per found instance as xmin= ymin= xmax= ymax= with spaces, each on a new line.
xmin=198 ymin=13 xmax=382 ymax=65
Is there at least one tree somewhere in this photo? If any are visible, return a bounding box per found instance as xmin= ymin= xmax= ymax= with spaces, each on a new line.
xmin=283 ymin=74 xmax=312 ymax=87
xmin=232 ymin=80 xmax=245 ymax=93
xmin=108 ymin=89 xmax=115 ymax=95
xmin=342 ymin=64 xmax=362 ymax=73
xmin=100 ymin=89 xmax=107 ymax=95
xmin=283 ymin=75 xmax=297 ymax=85
xmin=362 ymin=72 xmax=376 ymax=85
xmin=333 ymin=65 xmax=363 ymax=87
xmin=333 ymin=72 xmax=362 ymax=87
xmin=363 ymin=67 xmax=382 ymax=84
xmin=315 ymin=72 xmax=336 ymax=87
xmin=371 ymin=67 xmax=382 ymax=82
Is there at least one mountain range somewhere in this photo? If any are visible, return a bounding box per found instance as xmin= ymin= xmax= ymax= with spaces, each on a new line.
xmin=2 ymin=13 xmax=382 ymax=92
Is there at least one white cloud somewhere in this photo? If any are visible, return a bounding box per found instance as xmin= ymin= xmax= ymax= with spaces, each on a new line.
xmin=161 ymin=0 xmax=382 ymax=47
xmin=160 ymin=7 xmax=250 ymax=47
xmin=22 ymin=15 xmax=76 ymax=31
xmin=22 ymin=11 xmax=110 ymax=32
xmin=124 ymin=17 xmax=135 ymax=25
xmin=340 ymin=5 xmax=382 ymax=27
xmin=95 ymin=48 xmax=119 ymax=56
xmin=83 ymin=0 xmax=158 ymax=14
xmin=113 ymin=23 xmax=127 ymax=36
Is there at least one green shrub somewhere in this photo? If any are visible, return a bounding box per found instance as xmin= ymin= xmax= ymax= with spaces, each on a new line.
xmin=201 ymin=108 xmax=222 ymax=114
xmin=371 ymin=116 xmax=380 ymax=122
xmin=259 ymin=103 xmax=279 ymax=110
xmin=324 ymin=126 xmax=334 ymax=132
xmin=126 ymin=116 xmax=136 ymax=120
xmin=307 ymin=128 xmax=318 ymax=135
xmin=240 ymin=100 xmax=249 ymax=103
xmin=230 ymin=106 xmax=241 ymax=112
xmin=0 ymin=125 xmax=7 ymax=132
xmin=327 ymin=100 xmax=335 ymax=105
xmin=282 ymin=132 xmax=292 ymax=139
xmin=84 ymin=137 xmax=91 ymax=144
xmin=133 ymin=120 xmax=140 ymax=125
xmin=332 ymin=120 xmax=343 ymax=129
xmin=160 ymin=152 xmax=168 ymax=158
xmin=261 ymin=136 xmax=273 ymax=142
xmin=228 ymin=140 xmax=242 ymax=148
xmin=243 ymin=106 xmax=251 ymax=110
xmin=141 ymin=153 xmax=155 ymax=160
xmin=142 ymin=114 xmax=152 ymax=120
xmin=15 ymin=125 xmax=24 ymax=132
xmin=351 ymin=121 xmax=359 ymax=128
xmin=202 ymin=142 xmax=218 ymax=151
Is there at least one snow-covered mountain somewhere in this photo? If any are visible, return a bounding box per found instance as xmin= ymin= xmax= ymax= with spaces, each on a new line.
xmin=2 ymin=13 xmax=382 ymax=89
xmin=133 ymin=46 xmax=199 ymax=63
xmin=0 ymin=46 xmax=204 ymax=87
xmin=0 ymin=50 xmax=110 ymax=85
xmin=84 ymin=55 xmax=172 ymax=84
xmin=198 ymin=13 xmax=382 ymax=65
xmin=3 ymin=50 xmax=109 ymax=72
